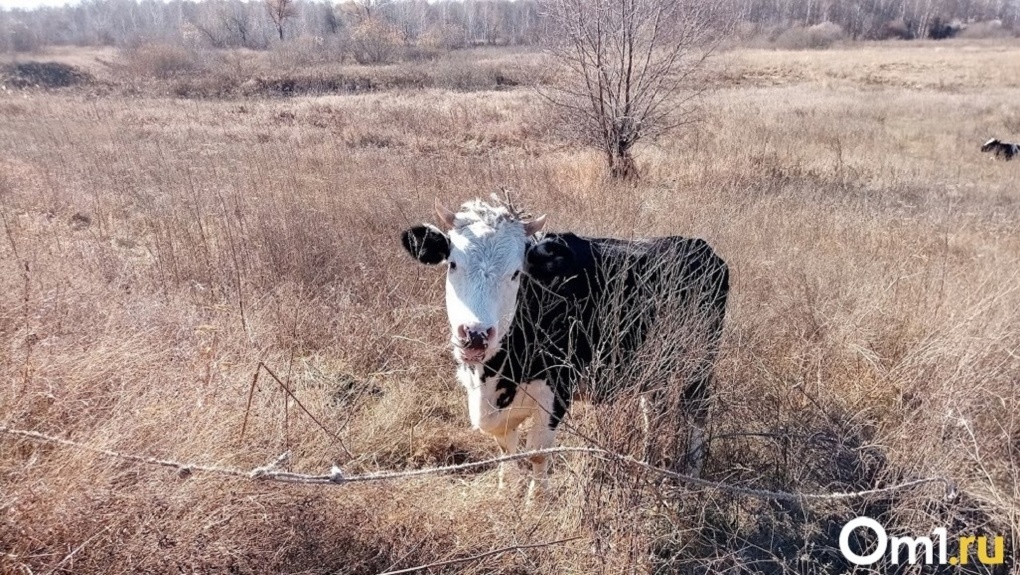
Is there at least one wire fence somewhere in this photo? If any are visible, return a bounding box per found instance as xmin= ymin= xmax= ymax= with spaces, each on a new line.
xmin=0 ymin=424 xmax=957 ymax=503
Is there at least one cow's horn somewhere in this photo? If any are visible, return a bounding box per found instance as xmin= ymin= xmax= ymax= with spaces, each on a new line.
xmin=524 ymin=215 xmax=546 ymax=236
xmin=435 ymin=199 xmax=457 ymax=229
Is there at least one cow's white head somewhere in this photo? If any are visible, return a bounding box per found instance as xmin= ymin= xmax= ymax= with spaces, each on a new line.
xmin=982 ymin=138 xmax=1001 ymax=153
xmin=401 ymin=199 xmax=546 ymax=365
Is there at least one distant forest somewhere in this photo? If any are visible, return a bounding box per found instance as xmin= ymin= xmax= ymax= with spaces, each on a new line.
xmin=2 ymin=0 xmax=1018 ymax=54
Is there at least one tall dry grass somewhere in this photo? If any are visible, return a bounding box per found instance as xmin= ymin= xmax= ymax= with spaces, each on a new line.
xmin=1 ymin=41 xmax=1018 ymax=573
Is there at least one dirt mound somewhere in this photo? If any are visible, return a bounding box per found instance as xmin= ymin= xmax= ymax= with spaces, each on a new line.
xmin=3 ymin=61 xmax=92 ymax=89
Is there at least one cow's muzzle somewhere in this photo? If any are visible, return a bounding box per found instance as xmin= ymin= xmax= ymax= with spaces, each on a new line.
xmin=455 ymin=325 xmax=496 ymax=363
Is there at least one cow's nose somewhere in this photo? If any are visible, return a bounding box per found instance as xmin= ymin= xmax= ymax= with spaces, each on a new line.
xmin=457 ymin=325 xmax=495 ymax=351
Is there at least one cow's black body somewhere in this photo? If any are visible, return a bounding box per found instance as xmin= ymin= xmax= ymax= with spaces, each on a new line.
xmin=982 ymin=139 xmax=1018 ymax=160
xmin=481 ymin=232 xmax=730 ymax=433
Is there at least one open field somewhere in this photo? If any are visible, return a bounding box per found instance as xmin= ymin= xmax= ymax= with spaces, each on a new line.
xmin=2 ymin=40 xmax=1019 ymax=573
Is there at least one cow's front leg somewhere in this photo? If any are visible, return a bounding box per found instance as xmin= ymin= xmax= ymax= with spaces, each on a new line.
xmin=477 ymin=412 xmax=527 ymax=491
xmin=639 ymin=395 xmax=652 ymax=456
xmin=462 ymin=367 xmax=527 ymax=489
xmin=682 ymin=371 xmax=712 ymax=478
xmin=491 ymin=428 xmax=520 ymax=490
xmin=523 ymin=381 xmax=559 ymax=498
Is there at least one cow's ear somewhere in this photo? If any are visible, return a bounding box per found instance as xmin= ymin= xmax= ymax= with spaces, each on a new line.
xmin=526 ymin=238 xmax=575 ymax=281
xmin=401 ymin=224 xmax=450 ymax=265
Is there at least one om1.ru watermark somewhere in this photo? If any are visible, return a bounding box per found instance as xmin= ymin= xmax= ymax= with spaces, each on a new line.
xmin=840 ymin=516 xmax=1006 ymax=566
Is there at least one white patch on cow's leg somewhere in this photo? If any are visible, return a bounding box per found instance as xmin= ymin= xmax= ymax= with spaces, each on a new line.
xmin=522 ymin=380 xmax=556 ymax=499
xmin=685 ymin=385 xmax=710 ymax=478
xmin=459 ymin=366 xmax=534 ymax=490
xmin=492 ymin=429 xmax=519 ymax=490
xmin=682 ymin=366 xmax=712 ymax=479
xmin=687 ymin=423 xmax=706 ymax=479
xmin=639 ymin=395 xmax=651 ymax=457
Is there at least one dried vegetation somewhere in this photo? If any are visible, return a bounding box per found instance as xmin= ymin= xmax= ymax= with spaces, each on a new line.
xmin=1 ymin=40 xmax=1019 ymax=573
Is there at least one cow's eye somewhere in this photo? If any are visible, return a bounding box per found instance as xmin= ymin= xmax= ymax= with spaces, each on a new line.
xmin=448 ymin=261 xmax=457 ymax=271
xmin=511 ymin=270 xmax=520 ymax=281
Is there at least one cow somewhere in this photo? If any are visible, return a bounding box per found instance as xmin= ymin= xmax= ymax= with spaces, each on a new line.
xmin=981 ymin=138 xmax=1018 ymax=161
xmin=400 ymin=198 xmax=730 ymax=496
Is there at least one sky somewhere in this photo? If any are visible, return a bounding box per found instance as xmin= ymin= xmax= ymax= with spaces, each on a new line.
xmin=2 ymin=0 xmax=82 ymax=8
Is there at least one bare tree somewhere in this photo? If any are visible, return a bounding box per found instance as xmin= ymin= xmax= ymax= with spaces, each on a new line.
xmin=221 ymin=2 xmax=253 ymax=48
xmin=265 ymin=0 xmax=296 ymax=41
xmin=542 ymin=0 xmax=722 ymax=178
xmin=352 ymin=0 xmax=392 ymax=22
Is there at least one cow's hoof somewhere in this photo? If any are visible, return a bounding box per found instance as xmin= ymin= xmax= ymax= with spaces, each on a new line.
xmin=525 ymin=478 xmax=551 ymax=503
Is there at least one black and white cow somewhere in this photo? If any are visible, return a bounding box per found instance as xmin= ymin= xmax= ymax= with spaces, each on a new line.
xmin=981 ymin=138 xmax=1018 ymax=161
xmin=400 ymin=199 xmax=729 ymax=495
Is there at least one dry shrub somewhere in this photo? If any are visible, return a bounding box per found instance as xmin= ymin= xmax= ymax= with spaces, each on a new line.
xmin=169 ymin=73 xmax=241 ymax=98
xmin=430 ymin=59 xmax=517 ymax=91
xmin=774 ymin=22 xmax=846 ymax=49
xmin=732 ymin=19 xmax=760 ymax=42
xmin=958 ymin=20 xmax=1015 ymax=39
xmin=401 ymin=44 xmax=446 ymax=62
xmin=350 ymin=19 xmax=403 ymax=64
xmin=421 ymin=22 xmax=468 ymax=51
xmin=236 ymin=69 xmax=416 ymax=97
xmin=269 ymin=35 xmax=347 ymax=67
xmin=724 ymin=21 xmax=797 ymax=49
xmin=876 ymin=18 xmax=915 ymax=40
xmin=124 ymin=42 xmax=206 ymax=79
xmin=218 ymin=55 xmax=539 ymax=98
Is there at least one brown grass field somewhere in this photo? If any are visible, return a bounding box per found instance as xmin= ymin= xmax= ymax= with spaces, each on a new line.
xmin=1 ymin=39 xmax=1020 ymax=573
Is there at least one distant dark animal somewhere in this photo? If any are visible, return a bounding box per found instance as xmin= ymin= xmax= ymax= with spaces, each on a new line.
xmin=401 ymin=198 xmax=729 ymax=496
xmin=981 ymin=138 xmax=1018 ymax=161
xmin=927 ymin=16 xmax=963 ymax=40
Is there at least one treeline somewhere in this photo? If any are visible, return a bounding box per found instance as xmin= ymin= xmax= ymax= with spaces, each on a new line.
xmin=0 ymin=0 xmax=543 ymax=54
xmin=731 ymin=0 xmax=1020 ymax=40
xmin=1 ymin=0 xmax=1017 ymax=55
